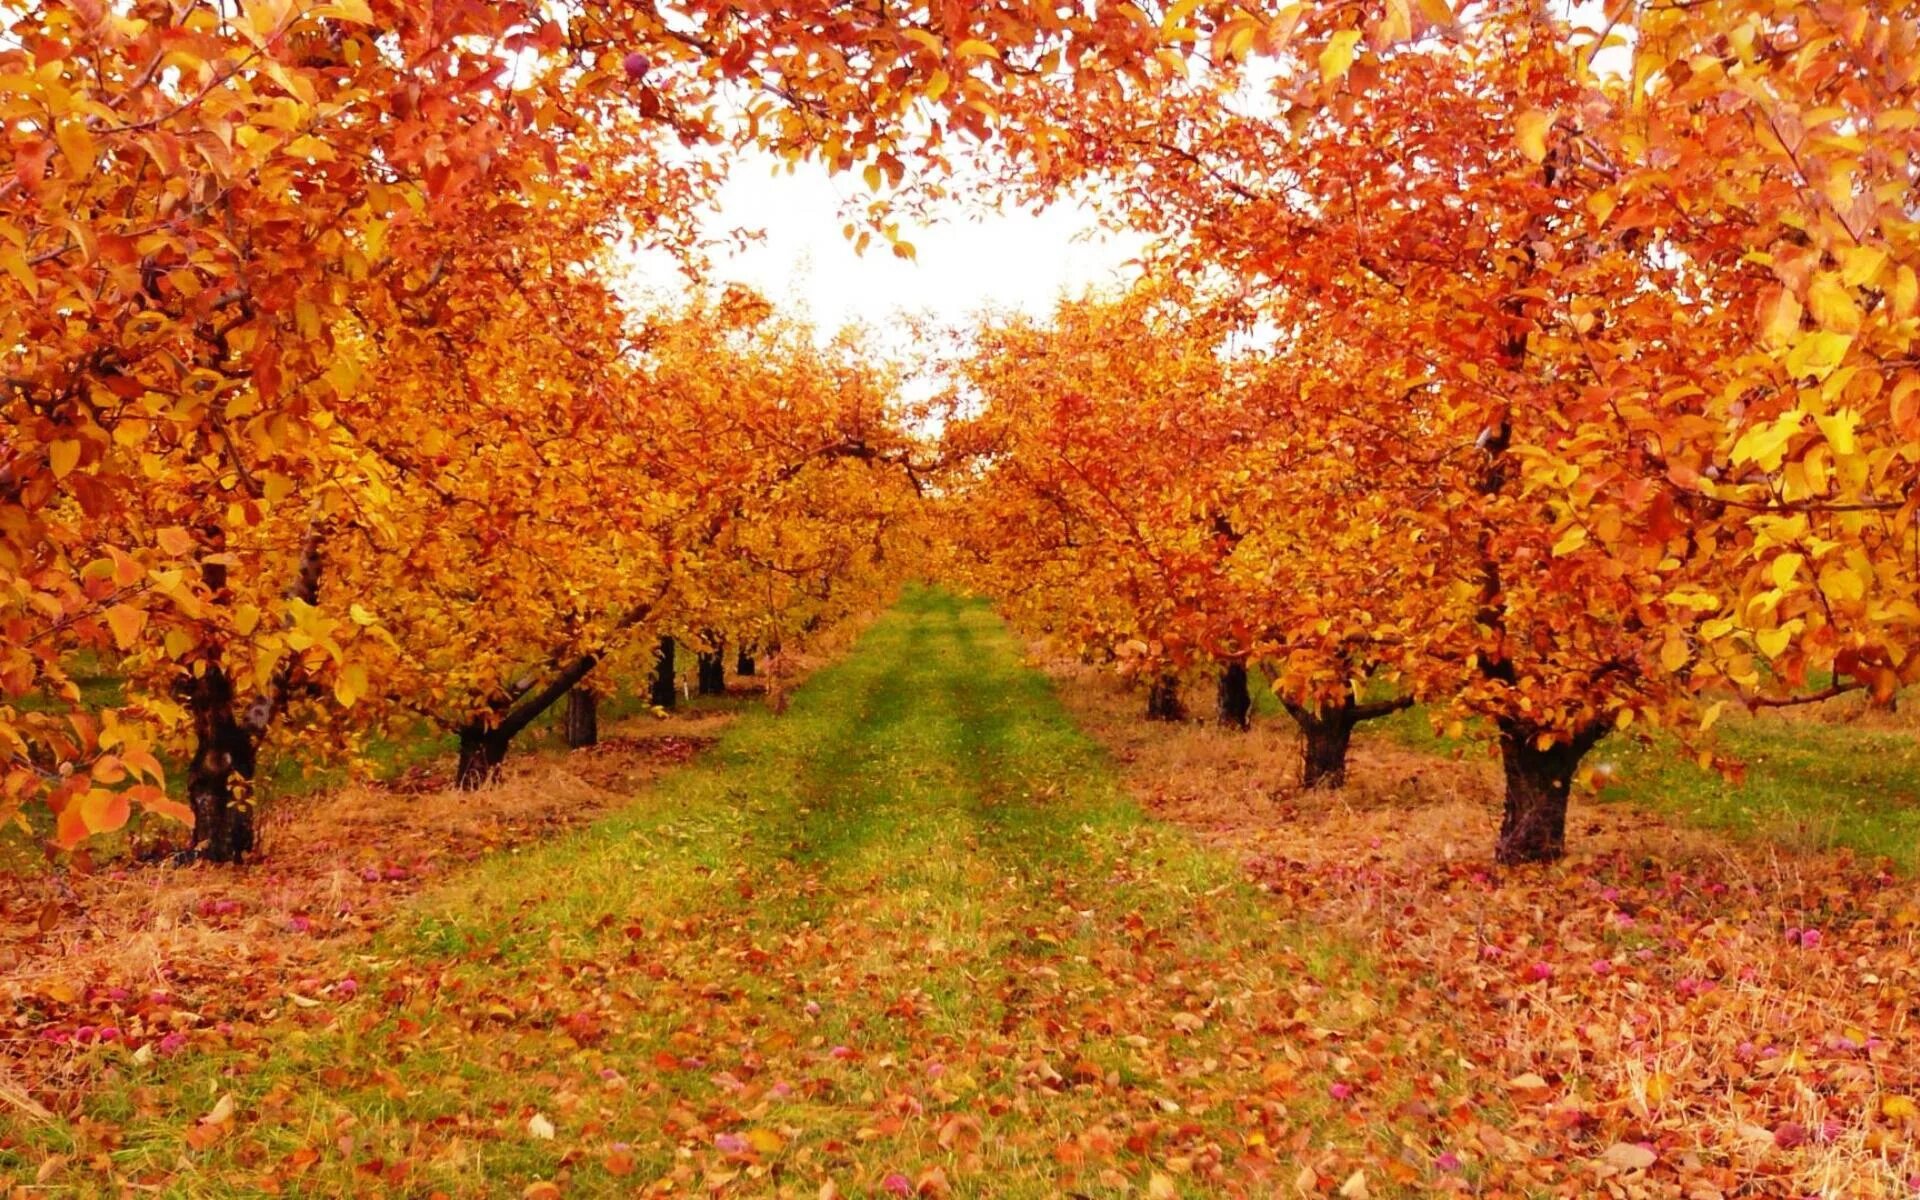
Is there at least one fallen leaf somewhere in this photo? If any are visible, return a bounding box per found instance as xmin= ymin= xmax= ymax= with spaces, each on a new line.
xmin=1599 ymin=1143 xmax=1656 ymax=1171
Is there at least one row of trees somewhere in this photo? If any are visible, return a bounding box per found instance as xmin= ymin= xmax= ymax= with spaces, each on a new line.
xmin=940 ymin=0 xmax=1920 ymax=864
xmin=11 ymin=0 xmax=1914 ymax=867
xmin=5 ymin=0 xmax=1091 ymax=861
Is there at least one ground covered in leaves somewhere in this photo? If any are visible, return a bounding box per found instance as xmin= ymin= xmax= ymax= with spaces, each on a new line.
xmin=0 ymin=718 xmax=725 ymax=1131
xmin=2 ymin=594 xmax=1915 ymax=1198
xmin=1049 ymin=658 xmax=1920 ymax=1198
xmin=3 ymin=594 xmax=1392 ymax=1197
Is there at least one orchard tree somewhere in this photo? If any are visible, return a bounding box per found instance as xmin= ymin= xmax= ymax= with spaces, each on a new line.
xmin=965 ymin=4 xmax=1758 ymax=860
xmin=1 ymin=0 xmax=1223 ymax=851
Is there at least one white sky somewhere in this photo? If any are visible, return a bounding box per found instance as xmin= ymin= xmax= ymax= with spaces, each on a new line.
xmin=621 ymin=150 xmax=1149 ymax=348
xmin=617 ymin=1 xmax=1620 ymax=352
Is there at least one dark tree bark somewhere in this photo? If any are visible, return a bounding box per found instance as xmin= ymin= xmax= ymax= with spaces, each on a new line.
xmin=182 ymin=665 xmax=258 ymax=863
xmin=1217 ymin=660 xmax=1252 ymax=730
xmin=1283 ymin=695 xmax=1415 ymax=790
xmin=650 ymin=637 xmax=678 ymax=710
xmin=736 ymin=647 xmax=757 ymax=677
xmin=1146 ymin=673 xmax=1185 ymax=722
xmin=696 ymin=640 xmax=726 ymax=696
xmin=564 ymin=687 xmax=598 ymax=749
xmin=1495 ymin=719 xmax=1605 ymax=865
xmin=451 ymin=585 xmax=676 ymax=792
xmin=1290 ymin=703 xmax=1357 ymax=789
xmin=455 ymin=727 xmax=511 ymax=789
xmin=179 ymin=523 xmax=327 ymax=862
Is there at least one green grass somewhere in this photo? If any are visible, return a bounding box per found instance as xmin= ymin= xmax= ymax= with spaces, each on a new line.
xmin=1591 ymin=717 xmax=1920 ymax=872
xmin=1333 ymin=692 xmax=1920 ymax=873
xmin=3 ymin=590 xmax=1440 ymax=1197
xmin=1245 ymin=664 xmax=1920 ymax=871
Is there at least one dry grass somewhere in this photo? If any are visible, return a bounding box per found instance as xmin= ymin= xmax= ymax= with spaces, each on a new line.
xmin=0 ymin=708 xmax=729 ymax=1110
xmin=1037 ymin=647 xmax=1920 ymax=1198
xmin=0 ymin=608 xmax=896 ymax=1122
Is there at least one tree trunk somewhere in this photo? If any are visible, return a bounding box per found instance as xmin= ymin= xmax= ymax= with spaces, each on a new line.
xmin=736 ymin=647 xmax=757 ymax=677
xmin=1286 ymin=701 xmax=1358 ymax=789
xmin=564 ymin=687 xmax=598 ymax=749
xmin=697 ymin=646 xmax=726 ymax=696
xmin=1495 ymin=720 xmax=1603 ymax=865
xmin=650 ymin=637 xmax=677 ymax=710
xmin=1146 ymin=673 xmax=1185 ymax=722
xmin=1217 ymin=660 xmax=1252 ymax=730
xmin=1283 ymin=695 xmax=1416 ymax=790
xmin=182 ymin=665 xmax=258 ymax=863
xmin=456 ymin=727 xmax=511 ymax=790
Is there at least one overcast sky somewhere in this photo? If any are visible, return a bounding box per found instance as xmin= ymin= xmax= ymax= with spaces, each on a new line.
xmin=621 ymin=150 xmax=1149 ymax=349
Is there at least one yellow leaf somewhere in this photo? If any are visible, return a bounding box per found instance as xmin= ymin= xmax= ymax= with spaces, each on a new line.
xmin=334 ymin=662 xmax=368 ymax=707
xmin=1769 ymin=552 xmax=1805 ymax=588
xmin=49 ymin=439 xmax=81 ymax=479
xmin=56 ymin=118 xmax=95 ymax=174
xmin=1147 ymin=1174 xmax=1179 ymax=1200
xmin=1783 ymin=331 xmax=1852 ymax=380
xmin=1659 ymin=637 xmax=1690 ymax=673
xmin=1882 ymin=1094 xmax=1918 ymax=1122
xmin=1161 ymin=0 xmax=1200 ymax=33
xmin=954 ymin=38 xmax=999 ymax=59
xmin=1 ymin=246 xmax=37 ymax=295
xmin=744 ymin=1128 xmax=785 ymax=1154
xmin=1755 ymin=626 xmax=1793 ymax=658
xmin=1839 ymin=245 xmax=1889 ymax=287
xmin=1552 ymin=524 xmax=1587 ymax=556
xmin=1729 ymin=411 xmax=1802 ymax=471
xmin=1319 ymin=29 xmax=1361 ymax=85
xmin=1515 ymin=109 xmax=1551 ymax=163
xmin=924 ymin=68 xmax=950 ymax=102
xmin=284 ymin=134 xmax=336 ymax=162
xmin=203 ymin=1092 xmax=236 ymax=1126
xmin=1806 ymin=272 xmax=1860 ymax=333
xmin=1892 ymin=265 xmax=1918 ymax=320
xmin=1818 ymin=563 xmax=1866 ymax=602
xmin=105 ymin=604 xmax=147 ymax=651
xmin=1813 ymin=409 xmax=1857 ymax=457
xmin=310 ymin=0 xmax=373 ymax=21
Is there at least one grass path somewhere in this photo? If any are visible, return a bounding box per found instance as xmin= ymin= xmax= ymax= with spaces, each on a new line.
xmin=9 ymin=590 xmax=1421 ymax=1198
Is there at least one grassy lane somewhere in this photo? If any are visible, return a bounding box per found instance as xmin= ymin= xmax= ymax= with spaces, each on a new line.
xmin=5 ymin=590 xmax=1449 ymax=1198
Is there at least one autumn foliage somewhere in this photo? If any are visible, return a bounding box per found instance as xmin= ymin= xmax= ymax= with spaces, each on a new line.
xmin=0 ymin=0 xmax=1913 ymax=887
xmin=7 ymin=3 xmax=1920 ymax=1196
xmin=939 ymin=0 xmax=1920 ymax=864
xmin=2 ymin=0 xmax=1082 ymax=857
